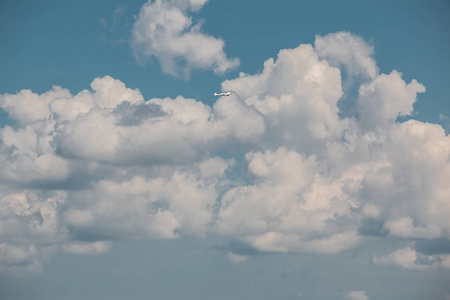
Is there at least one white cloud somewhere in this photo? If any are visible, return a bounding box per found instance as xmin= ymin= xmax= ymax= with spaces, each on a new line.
xmin=1 ymin=31 xmax=450 ymax=275
xmin=63 ymin=157 xmax=234 ymax=240
xmin=373 ymin=245 xmax=450 ymax=270
xmin=0 ymin=190 xmax=66 ymax=274
xmin=343 ymin=290 xmax=369 ymax=300
xmin=215 ymin=148 xmax=360 ymax=253
xmin=131 ymin=0 xmax=239 ymax=78
xmin=1 ymin=76 xmax=264 ymax=168
xmin=357 ymin=71 xmax=425 ymax=132
xmin=54 ymin=91 xmax=264 ymax=165
xmin=373 ymin=246 xmax=426 ymax=270
xmin=0 ymin=243 xmax=42 ymax=274
xmin=71 ymin=166 xmax=225 ymax=239
xmin=315 ymin=31 xmax=378 ymax=79
xmin=218 ymin=33 xmax=448 ymax=255
xmin=0 ymin=86 xmax=71 ymax=125
xmin=0 ymin=125 xmax=69 ymax=184
xmin=382 ymin=120 xmax=450 ymax=235
xmin=0 ymin=74 xmax=258 ymax=273
xmin=222 ymin=43 xmax=347 ymax=155
xmin=385 ymin=217 xmax=441 ymax=239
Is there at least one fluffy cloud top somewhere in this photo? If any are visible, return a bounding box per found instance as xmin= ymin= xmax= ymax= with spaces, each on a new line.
xmin=315 ymin=31 xmax=378 ymax=79
xmin=1 ymin=31 xmax=449 ymax=274
xmin=131 ymin=0 xmax=239 ymax=78
xmin=357 ymin=71 xmax=425 ymax=132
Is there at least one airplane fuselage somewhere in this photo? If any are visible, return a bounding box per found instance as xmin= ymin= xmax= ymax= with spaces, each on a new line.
xmin=214 ymin=92 xmax=232 ymax=97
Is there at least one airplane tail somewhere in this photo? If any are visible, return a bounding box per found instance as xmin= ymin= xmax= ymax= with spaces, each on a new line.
xmin=214 ymin=92 xmax=219 ymax=96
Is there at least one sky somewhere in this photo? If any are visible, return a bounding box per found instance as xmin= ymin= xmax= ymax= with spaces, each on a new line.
xmin=0 ymin=0 xmax=450 ymax=299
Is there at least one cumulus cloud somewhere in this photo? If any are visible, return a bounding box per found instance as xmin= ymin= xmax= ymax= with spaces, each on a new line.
xmin=217 ymin=34 xmax=447 ymax=254
xmin=385 ymin=217 xmax=441 ymax=239
xmin=0 ymin=190 xmax=66 ymax=274
xmin=315 ymin=31 xmax=378 ymax=79
xmin=66 ymin=167 xmax=225 ymax=239
xmin=215 ymin=147 xmax=360 ymax=253
xmin=1 ymin=31 xmax=450 ymax=274
xmin=0 ymin=243 xmax=42 ymax=274
xmin=373 ymin=245 xmax=450 ymax=270
xmin=55 ymin=94 xmax=263 ymax=165
xmin=0 ymin=73 xmax=261 ymax=273
xmin=131 ymin=0 xmax=239 ymax=78
xmin=221 ymin=43 xmax=346 ymax=154
xmin=357 ymin=71 xmax=425 ymax=132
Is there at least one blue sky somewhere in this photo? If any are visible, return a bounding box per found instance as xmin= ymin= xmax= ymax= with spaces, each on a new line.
xmin=1 ymin=1 xmax=450 ymax=299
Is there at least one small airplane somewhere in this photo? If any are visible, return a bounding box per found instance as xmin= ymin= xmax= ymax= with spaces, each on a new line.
xmin=214 ymin=92 xmax=232 ymax=97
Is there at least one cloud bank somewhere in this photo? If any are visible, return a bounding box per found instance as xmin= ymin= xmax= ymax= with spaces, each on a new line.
xmin=1 ymin=31 xmax=450 ymax=274
xmin=131 ymin=0 xmax=239 ymax=78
